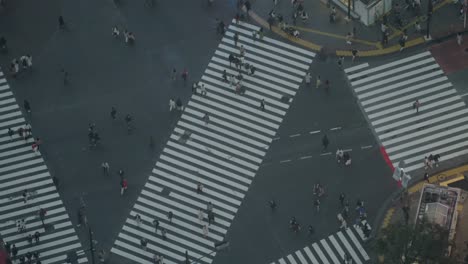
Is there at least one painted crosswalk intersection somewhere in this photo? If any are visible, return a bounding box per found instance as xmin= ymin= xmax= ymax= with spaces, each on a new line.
xmin=0 ymin=70 xmax=88 ymax=263
xmin=269 ymin=226 xmax=370 ymax=264
xmin=344 ymin=51 xmax=467 ymax=172
xmin=110 ymin=20 xmax=315 ymax=264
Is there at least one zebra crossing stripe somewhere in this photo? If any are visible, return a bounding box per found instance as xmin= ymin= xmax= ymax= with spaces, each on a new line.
xmin=279 ymin=258 xmax=287 ymax=264
xmin=312 ymin=243 xmax=330 ymax=264
xmin=346 ymin=228 xmax=370 ymax=260
xmin=295 ymin=250 xmax=308 ymax=264
xmin=328 ymin=235 xmax=346 ymax=261
xmin=320 ymin=239 xmax=340 ymax=264
xmin=337 ymin=231 xmax=362 ymax=264
xmin=303 ymin=246 xmax=320 ymax=264
xmin=287 ymin=254 xmax=298 ymax=264
xmin=344 ymin=63 xmax=369 ymax=74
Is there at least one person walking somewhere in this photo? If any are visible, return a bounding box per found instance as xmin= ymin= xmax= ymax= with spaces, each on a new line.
xmin=413 ymin=99 xmax=420 ymax=113
xmin=351 ymin=49 xmax=358 ymax=61
xmin=34 ymin=231 xmax=40 ymax=243
xmin=260 ymin=99 xmax=265 ymax=111
xmin=316 ymin=75 xmax=321 ymax=89
xmin=415 ymin=21 xmax=422 ymax=33
xmin=101 ymin=162 xmax=110 ymax=175
xmin=305 ymin=72 xmax=311 ymax=86
xmin=222 ymin=70 xmax=228 ymax=82
xmin=233 ymin=32 xmax=239 ymax=46
xmin=24 ymin=100 xmax=31 ymax=114
xmin=338 ymin=56 xmax=344 ymax=68
xmin=314 ymin=199 xmax=320 ymax=212
xmin=198 ymin=209 xmax=204 ymax=224
xmin=346 ymin=32 xmax=352 ymax=45
xmin=161 ymin=228 xmax=167 ymax=240
xmin=169 ymin=98 xmax=176 ymax=111
xmin=269 ymin=200 xmax=277 ymax=210
xmin=153 ymin=218 xmax=159 ymax=232
xmin=8 ymin=127 xmax=14 ymax=139
xmin=308 ymin=225 xmax=314 ymax=236
xmin=120 ymin=177 xmax=128 ymax=195
xmin=134 ymin=214 xmax=142 ymax=228
xmin=202 ymin=224 xmax=209 ymax=238
xmin=203 ymin=113 xmax=210 ymax=125
xmin=171 ymin=68 xmax=177 ymax=80
xmin=322 ymin=134 xmax=329 ymax=150
xmin=339 ymin=193 xmax=346 ymax=206
xmin=58 ymin=16 xmax=66 ymax=30
xmin=399 ymin=36 xmax=406 ymax=52
xmin=181 ymin=68 xmax=189 ymax=85
xmin=325 ymin=79 xmax=330 ymax=94
xmin=167 ymin=211 xmax=173 ymax=223
xmin=110 ymin=107 xmax=117 ymax=120
xmin=457 ymin=32 xmax=463 ymax=46
xmin=207 ymin=212 xmax=215 ymax=225
xmin=200 ymin=84 xmax=207 ymax=96
xmin=176 ymin=98 xmax=183 ymax=111
xmin=424 ymin=172 xmax=429 ymax=182
xmin=140 ymin=237 xmax=147 ymax=251
xmin=196 ymin=182 xmax=204 ymax=194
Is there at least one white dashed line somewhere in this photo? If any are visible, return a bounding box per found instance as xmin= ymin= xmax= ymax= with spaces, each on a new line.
xmin=289 ymin=134 xmax=301 ymax=138
xmin=309 ymin=130 xmax=321 ymax=134
xmin=343 ymin=149 xmax=352 ymax=152
xmin=280 ymin=159 xmax=292 ymax=163
xmin=273 ymin=137 xmax=280 ymax=141
xmin=461 ymin=93 xmax=468 ymax=97
xmin=299 ymin=155 xmax=313 ymax=160
xmin=320 ymin=152 xmax=332 ymax=156
xmin=330 ymin=127 xmax=342 ymax=131
xmin=361 ymin=145 xmax=373 ymax=149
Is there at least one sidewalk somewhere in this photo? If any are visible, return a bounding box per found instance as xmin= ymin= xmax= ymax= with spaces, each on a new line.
xmin=248 ymin=0 xmax=467 ymax=57
xmin=378 ymin=164 xmax=468 ymax=262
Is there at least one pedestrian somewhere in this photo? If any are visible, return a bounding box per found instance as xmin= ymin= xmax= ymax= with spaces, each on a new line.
xmin=39 ymin=208 xmax=47 ymax=227
xmin=101 ymin=162 xmax=110 ymax=175
xmin=399 ymin=36 xmax=406 ymax=52
xmin=153 ymin=218 xmax=159 ymax=232
xmin=249 ymin=64 xmax=256 ymax=75
xmin=167 ymin=211 xmax=173 ymax=223
xmin=34 ymin=231 xmax=40 ymax=243
xmin=239 ymin=45 xmax=245 ymax=57
xmin=351 ymin=49 xmax=358 ymax=61
xmin=314 ymin=199 xmax=320 ymax=212
xmin=161 ymin=228 xmax=167 ymax=240
xmin=176 ymin=98 xmax=183 ymax=111
xmin=192 ymin=82 xmax=199 ymax=94
xmin=260 ymin=99 xmax=265 ymax=111
xmin=203 ymin=113 xmax=210 ymax=125
xmin=24 ymin=100 xmax=31 ymax=114
xmin=198 ymin=209 xmax=204 ymax=224
xmin=316 ymin=75 xmax=321 ymax=89
xmin=112 ymin=26 xmax=120 ymax=37
xmin=457 ymin=32 xmax=463 ymax=46
xmin=181 ymin=68 xmax=189 ymax=85
xmin=233 ymin=32 xmax=239 ymax=46
xmin=0 ymin=36 xmax=7 ymax=53
xmin=207 ymin=212 xmax=215 ymax=225
xmin=200 ymin=84 xmax=207 ymax=96
xmin=433 ymin=154 xmax=440 ymax=167
xmin=7 ymin=127 xmax=14 ymax=139
xmin=222 ymin=70 xmax=228 ymax=82
xmin=202 ymin=224 xmax=209 ymax=237
xmin=424 ymin=172 xmax=429 ymax=182
xmin=171 ymin=68 xmax=177 ymax=80
xmin=346 ymin=32 xmax=352 ymax=45
xmin=110 ymin=107 xmax=117 ymax=120
xmin=98 ymin=250 xmax=105 ymax=263
xmin=413 ymin=99 xmax=420 ymax=113
xmin=134 ymin=214 xmax=142 ymax=227
xmin=140 ymin=237 xmax=147 ymax=251
xmin=339 ymin=193 xmax=345 ymax=206
xmin=322 ymin=134 xmax=329 ymax=150
xmin=118 ymin=169 xmax=124 ymax=179
xmin=382 ymin=31 xmax=389 ymax=45
xmin=58 ymin=16 xmax=66 ymax=30
xmin=267 ymin=16 xmax=274 ymax=30
xmin=325 ymin=79 xmax=330 ymax=94
xmin=207 ymin=201 xmax=213 ymax=212
xmin=415 ymin=21 xmax=421 ymax=33
xmin=308 ymin=225 xmax=314 ymax=236
xmin=338 ymin=56 xmax=344 ymax=68
xmin=120 ymin=177 xmax=128 ymax=195
xmin=196 ymin=182 xmax=204 ymax=193
xmin=12 ymin=244 xmax=17 ymax=258
xmin=269 ymin=200 xmax=277 ymax=210
xmin=305 ymin=72 xmax=311 ymax=86
xmin=252 ymin=30 xmax=257 ymax=41
xmin=28 ymin=234 xmax=33 ymax=244
xmin=62 ymin=68 xmax=69 ymax=85
xmin=258 ymin=27 xmax=264 ymax=40
xmin=169 ymin=98 xmax=176 ymax=111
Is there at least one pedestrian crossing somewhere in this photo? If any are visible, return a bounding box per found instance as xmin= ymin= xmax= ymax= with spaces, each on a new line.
xmin=344 ymin=51 xmax=468 ymax=172
xmin=0 ymin=70 xmax=88 ymax=263
xmin=110 ymin=20 xmax=316 ymax=264
xmin=269 ymin=226 xmax=370 ymax=264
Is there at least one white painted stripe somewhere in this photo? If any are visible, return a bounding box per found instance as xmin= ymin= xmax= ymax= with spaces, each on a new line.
xmin=0 ymin=192 xmax=59 ymax=211
xmin=344 ymin=63 xmax=369 ymax=74
xmin=0 ymin=91 xmax=13 ymax=99
xmin=200 ymin=77 xmax=289 ymax=111
xmin=0 ymin=157 xmax=44 ymax=174
xmin=150 ymin=172 xmax=241 ymax=207
xmin=363 ymin=82 xmax=453 ymax=111
xmin=154 ymin=164 xmax=244 ymax=200
xmin=352 ymin=57 xmax=435 ymax=86
xmin=0 ymin=172 xmax=50 ymax=191
xmin=296 ymin=250 xmax=309 ymax=264
xmin=169 ymin=134 xmax=259 ymax=170
xmin=186 ymin=101 xmax=278 ymax=135
xmin=137 ymin=196 xmax=228 ymax=234
xmin=0 ymin=104 xmax=19 ymax=113
xmin=162 ymin=146 xmax=252 ymax=185
xmin=309 ymin=130 xmax=321 ymax=134
xmin=378 ymin=108 xmax=468 ymax=138
xmin=369 ymin=92 xmax=459 ymax=120
xmin=168 ymin=187 xmax=237 ymax=216
xmin=0 ymin=137 xmax=34 ymax=151
xmin=111 ymin=246 xmax=154 ymax=264
xmin=218 ymin=43 xmax=306 ymax=78
xmin=346 ymin=228 xmax=370 ymax=260
xmin=357 ymin=71 xmax=446 ymax=100
xmin=312 ymin=243 xmax=330 ymax=264
xmin=116 ymin=238 xmax=181 ymax=263
xmin=158 ymin=155 xmax=248 ymax=193
xmin=189 ymin=95 xmax=280 ymax=130
xmin=229 ymin=22 xmax=316 ymax=57
xmin=347 ymin=51 xmax=431 ymax=79
xmin=329 ymin=235 xmax=346 ymax=261
xmin=279 ymin=258 xmax=287 ymax=264
xmin=173 ymin=126 xmax=262 ymax=164
xmin=304 ymin=246 xmax=320 ymax=264
xmin=167 ymin=140 xmax=255 ymax=177
xmin=374 ymin=102 xmax=465 ymax=131
xmin=192 ymin=91 xmax=282 ymax=124
xmin=178 ymin=119 xmax=267 ymax=155
xmin=337 ymin=231 xmax=362 ymax=264
xmin=0 ymin=208 xmax=66 ymax=234
xmin=0 ymin=151 xmax=38 ymax=166
xmin=385 ymin=123 xmax=468 ymax=152
xmin=0 ymin=164 xmax=48 ymax=182
xmin=16 ymin=228 xmax=75 ymax=247
xmin=209 ymin=60 xmax=298 ymax=93
xmin=404 ymin=147 xmax=468 ymax=172
xmin=354 ymin=64 xmax=440 ymax=93
xmin=287 ymin=254 xmax=298 ymax=264
xmin=0 ymin=117 xmax=25 ymax=128
xmin=222 ymin=36 xmax=309 ymax=71
xmin=0 ymin=110 xmax=22 ymax=120
xmin=0 ymin=145 xmax=30 ymax=159
xmin=321 ymin=239 xmax=340 ymax=264
xmin=361 ymin=77 xmax=452 ymax=106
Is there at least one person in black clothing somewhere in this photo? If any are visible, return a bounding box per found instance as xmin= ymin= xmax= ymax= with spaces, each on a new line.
xmin=58 ymin=16 xmax=66 ymax=30
xmin=23 ymin=100 xmax=31 ymax=114
xmin=322 ymin=135 xmax=329 ymax=150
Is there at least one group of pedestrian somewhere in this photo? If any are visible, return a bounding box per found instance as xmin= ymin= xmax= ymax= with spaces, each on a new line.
xmin=9 ymin=55 xmax=32 ymax=78
xmin=336 ymin=148 xmax=352 ymax=166
xmin=112 ymin=26 xmax=135 ymax=45
xmin=424 ymin=154 xmax=440 ymax=169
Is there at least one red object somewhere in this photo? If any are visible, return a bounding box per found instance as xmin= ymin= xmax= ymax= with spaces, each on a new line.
xmin=380 ymin=145 xmax=395 ymax=171
xmin=122 ymin=179 xmax=128 ymax=188
xmin=0 ymin=249 xmax=7 ymax=264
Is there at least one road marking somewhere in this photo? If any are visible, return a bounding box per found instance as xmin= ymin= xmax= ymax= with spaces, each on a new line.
xmin=280 ymin=159 xmax=292 ymax=163
xmin=343 ymin=149 xmax=352 ymax=152
xmin=309 ymin=130 xmax=321 ymax=134
xmin=320 ymin=152 xmax=332 ymax=156
xmin=299 ymin=155 xmax=313 ymax=160
xmin=361 ymin=145 xmax=372 ymax=149
xmin=289 ymin=134 xmax=301 ymax=138
xmin=330 ymin=127 xmax=342 ymax=131
xmin=460 ymin=93 xmax=468 ymax=97
xmin=273 ymin=137 xmax=280 ymax=141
